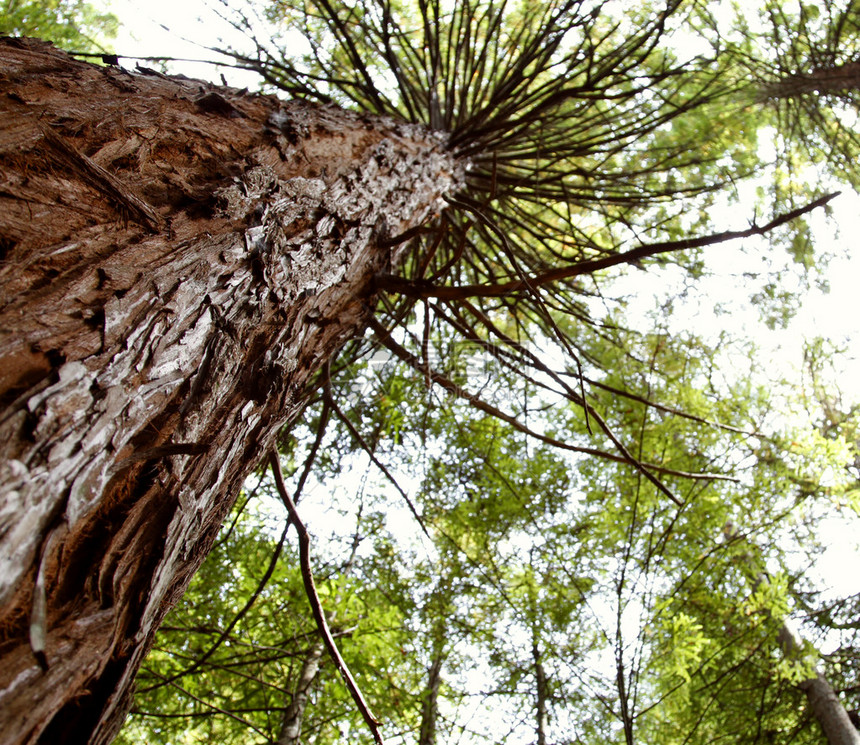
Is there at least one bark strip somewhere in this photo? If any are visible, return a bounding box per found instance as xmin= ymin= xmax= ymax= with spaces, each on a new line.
xmin=376 ymin=192 xmax=840 ymax=300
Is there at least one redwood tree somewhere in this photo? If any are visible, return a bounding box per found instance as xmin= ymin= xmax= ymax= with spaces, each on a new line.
xmin=0 ymin=37 xmax=459 ymax=744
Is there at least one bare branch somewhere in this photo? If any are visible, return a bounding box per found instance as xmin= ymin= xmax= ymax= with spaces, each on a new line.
xmin=377 ymin=192 xmax=841 ymax=300
xmin=268 ymin=450 xmax=386 ymax=745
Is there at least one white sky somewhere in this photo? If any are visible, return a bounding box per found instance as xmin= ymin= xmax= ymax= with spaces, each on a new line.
xmin=108 ymin=0 xmax=262 ymax=87
xmin=103 ymin=0 xmax=860 ymax=647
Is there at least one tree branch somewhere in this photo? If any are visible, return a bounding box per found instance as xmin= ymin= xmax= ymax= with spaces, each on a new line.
xmin=369 ymin=317 xmax=736 ymax=500
xmin=268 ymin=450 xmax=386 ymax=745
xmin=376 ymin=192 xmax=840 ymax=300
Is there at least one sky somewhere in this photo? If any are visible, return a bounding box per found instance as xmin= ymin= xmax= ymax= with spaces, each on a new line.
xmin=108 ymin=0 xmax=264 ymax=87
xmin=102 ymin=0 xmax=860 ymax=637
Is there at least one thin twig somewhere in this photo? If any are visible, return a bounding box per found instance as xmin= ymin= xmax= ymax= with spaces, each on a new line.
xmin=323 ymin=368 xmax=432 ymax=539
xmin=268 ymin=450 xmax=386 ymax=745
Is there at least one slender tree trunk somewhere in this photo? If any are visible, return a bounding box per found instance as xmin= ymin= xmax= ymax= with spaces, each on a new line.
xmin=758 ymin=60 xmax=860 ymax=101
xmin=276 ymin=529 xmax=360 ymax=743
xmin=776 ymin=624 xmax=860 ymax=745
xmin=0 ymin=37 xmax=461 ymax=745
xmin=727 ymin=527 xmax=860 ymax=745
xmin=277 ymin=637 xmax=325 ymax=745
xmin=418 ymin=645 xmax=444 ymax=745
xmin=532 ymin=642 xmax=549 ymax=745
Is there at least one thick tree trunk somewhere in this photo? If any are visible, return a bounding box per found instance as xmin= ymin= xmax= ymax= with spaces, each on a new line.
xmin=0 ymin=37 xmax=461 ymax=745
xmin=758 ymin=60 xmax=860 ymax=101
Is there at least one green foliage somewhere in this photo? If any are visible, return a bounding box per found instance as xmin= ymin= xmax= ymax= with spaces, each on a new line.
xmin=118 ymin=485 xmax=422 ymax=744
xmin=116 ymin=1 xmax=860 ymax=742
xmin=0 ymin=0 xmax=118 ymax=52
xmin=695 ymin=0 xmax=860 ymax=193
xmin=123 ymin=297 xmax=860 ymax=743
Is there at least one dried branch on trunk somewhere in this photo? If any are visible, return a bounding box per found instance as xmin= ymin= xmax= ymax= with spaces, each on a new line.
xmin=268 ymin=450 xmax=385 ymax=745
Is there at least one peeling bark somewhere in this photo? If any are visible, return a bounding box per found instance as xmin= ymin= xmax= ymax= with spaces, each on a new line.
xmin=0 ymin=37 xmax=462 ymax=745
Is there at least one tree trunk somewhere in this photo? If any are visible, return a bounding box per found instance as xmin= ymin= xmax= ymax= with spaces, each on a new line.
xmin=777 ymin=624 xmax=860 ymax=745
xmin=277 ymin=637 xmax=325 ymax=745
xmin=277 ymin=529 xmax=359 ymax=744
xmin=417 ymin=646 xmax=444 ymax=745
xmin=728 ymin=526 xmax=860 ymax=745
xmin=532 ymin=642 xmax=549 ymax=745
xmin=0 ymin=37 xmax=461 ymax=745
xmin=758 ymin=60 xmax=860 ymax=101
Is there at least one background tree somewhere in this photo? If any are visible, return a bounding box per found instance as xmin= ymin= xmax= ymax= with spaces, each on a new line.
xmin=0 ymin=0 xmax=118 ymax=52
xmin=717 ymin=0 xmax=860 ymax=191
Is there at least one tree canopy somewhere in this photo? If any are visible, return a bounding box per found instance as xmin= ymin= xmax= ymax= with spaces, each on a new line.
xmin=0 ymin=0 xmax=118 ymax=52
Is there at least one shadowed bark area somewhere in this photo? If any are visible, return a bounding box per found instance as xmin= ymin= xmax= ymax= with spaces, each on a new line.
xmin=0 ymin=37 xmax=461 ymax=745
xmin=758 ymin=60 xmax=860 ymax=100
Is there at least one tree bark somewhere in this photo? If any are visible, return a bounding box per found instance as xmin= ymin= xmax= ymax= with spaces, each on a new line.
xmin=277 ymin=637 xmax=325 ymax=745
xmin=758 ymin=60 xmax=860 ymax=101
xmin=0 ymin=37 xmax=462 ymax=745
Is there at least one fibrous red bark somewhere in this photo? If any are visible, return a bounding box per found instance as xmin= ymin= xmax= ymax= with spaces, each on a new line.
xmin=0 ymin=37 xmax=462 ymax=745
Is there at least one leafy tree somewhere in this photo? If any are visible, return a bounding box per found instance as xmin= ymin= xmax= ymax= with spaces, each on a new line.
xmin=715 ymin=0 xmax=860 ymax=190
xmin=0 ymin=0 xmax=118 ymax=52
xmin=577 ymin=327 xmax=860 ymax=745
